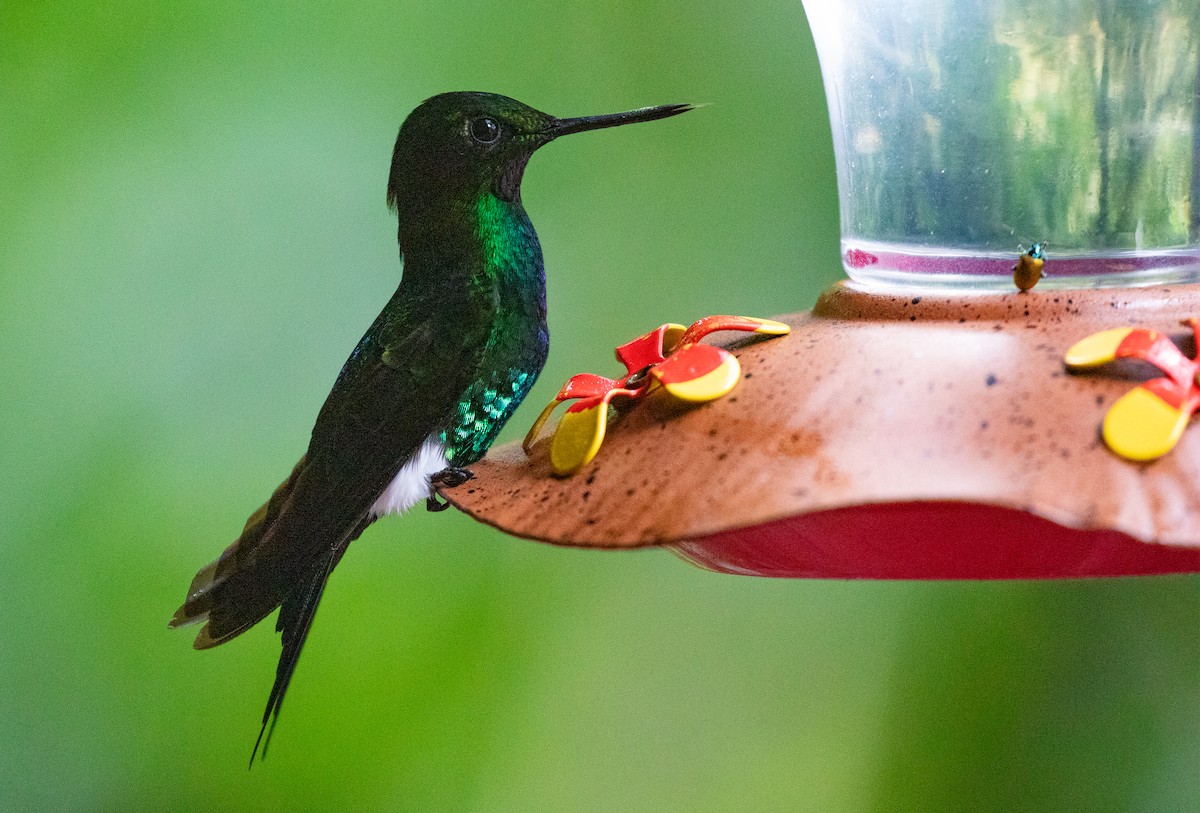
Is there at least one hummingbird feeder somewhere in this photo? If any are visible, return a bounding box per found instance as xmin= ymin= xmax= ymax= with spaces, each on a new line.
xmin=438 ymin=0 xmax=1200 ymax=578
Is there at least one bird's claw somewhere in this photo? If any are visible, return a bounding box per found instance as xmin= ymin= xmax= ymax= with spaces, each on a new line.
xmin=426 ymin=494 xmax=450 ymax=512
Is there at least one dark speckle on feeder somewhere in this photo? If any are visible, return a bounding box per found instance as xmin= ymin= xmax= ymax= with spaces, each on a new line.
xmin=986 ymin=373 xmax=998 ymax=386
xmin=776 ymin=429 xmax=823 ymax=458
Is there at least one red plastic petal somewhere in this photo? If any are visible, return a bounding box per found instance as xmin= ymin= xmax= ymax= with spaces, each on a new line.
xmin=1115 ymin=329 xmax=1196 ymax=388
xmin=653 ymin=343 xmax=727 ymax=384
xmin=614 ymin=325 xmax=675 ymax=373
xmin=564 ymin=388 xmax=640 ymax=414
xmin=556 ymin=373 xmax=618 ymax=401
xmin=679 ymin=315 xmax=790 ymax=346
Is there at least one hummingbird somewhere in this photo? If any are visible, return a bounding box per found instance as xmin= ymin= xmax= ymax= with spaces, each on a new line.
xmin=169 ymin=91 xmax=692 ymax=762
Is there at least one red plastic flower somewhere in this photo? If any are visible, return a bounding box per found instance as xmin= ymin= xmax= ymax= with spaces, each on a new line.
xmin=524 ymin=315 xmax=789 ymax=474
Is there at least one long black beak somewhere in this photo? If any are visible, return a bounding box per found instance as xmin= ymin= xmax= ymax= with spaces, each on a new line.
xmin=543 ymin=103 xmax=693 ymax=139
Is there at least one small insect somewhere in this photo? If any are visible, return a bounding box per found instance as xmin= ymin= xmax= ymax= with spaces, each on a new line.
xmin=1013 ymin=242 xmax=1046 ymax=292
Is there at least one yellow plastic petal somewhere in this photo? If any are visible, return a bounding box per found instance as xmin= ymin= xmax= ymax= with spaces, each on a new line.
xmin=1064 ymin=328 xmax=1135 ymax=368
xmin=549 ymin=402 xmax=609 ymax=475
xmin=1102 ymin=386 xmax=1190 ymax=461
xmin=522 ymin=399 xmax=561 ymax=454
xmin=660 ymin=324 xmax=688 ymax=356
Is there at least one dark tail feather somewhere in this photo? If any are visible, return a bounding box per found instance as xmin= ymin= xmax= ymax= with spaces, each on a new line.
xmin=248 ymin=553 xmax=334 ymax=767
xmin=248 ymin=517 xmax=369 ymax=767
xmin=170 ymin=456 xmax=310 ymax=646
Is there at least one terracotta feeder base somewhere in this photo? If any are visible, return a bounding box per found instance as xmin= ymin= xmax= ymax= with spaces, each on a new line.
xmin=441 ymin=281 xmax=1200 ymax=579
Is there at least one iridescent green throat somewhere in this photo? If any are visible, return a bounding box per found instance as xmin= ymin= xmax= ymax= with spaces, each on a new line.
xmin=440 ymin=193 xmax=549 ymax=464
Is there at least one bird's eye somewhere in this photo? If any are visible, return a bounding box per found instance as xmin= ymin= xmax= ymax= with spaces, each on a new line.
xmin=469 ymin=117 xmax=501 ymax=145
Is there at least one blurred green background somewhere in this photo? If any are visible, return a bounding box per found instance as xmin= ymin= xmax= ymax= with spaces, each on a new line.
xmin=2 ymin=2 xmax=1198 ymax=810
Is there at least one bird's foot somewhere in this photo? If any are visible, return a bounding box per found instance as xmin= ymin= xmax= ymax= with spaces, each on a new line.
xmin=425 ymin=467 xmax=474 ymax=512
xmin=430 ymin=466 xmax=475 ymax=488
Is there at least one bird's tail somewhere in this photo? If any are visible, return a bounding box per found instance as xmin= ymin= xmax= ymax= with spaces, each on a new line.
xmin=169 ymin=456 xmax=310 ymax=647
xmin=171 ymin=454 xmax=374 ymax=764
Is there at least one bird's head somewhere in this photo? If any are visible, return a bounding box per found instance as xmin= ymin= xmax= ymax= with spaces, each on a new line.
xmin=387 ymin=91 xmax=692 ymax=214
